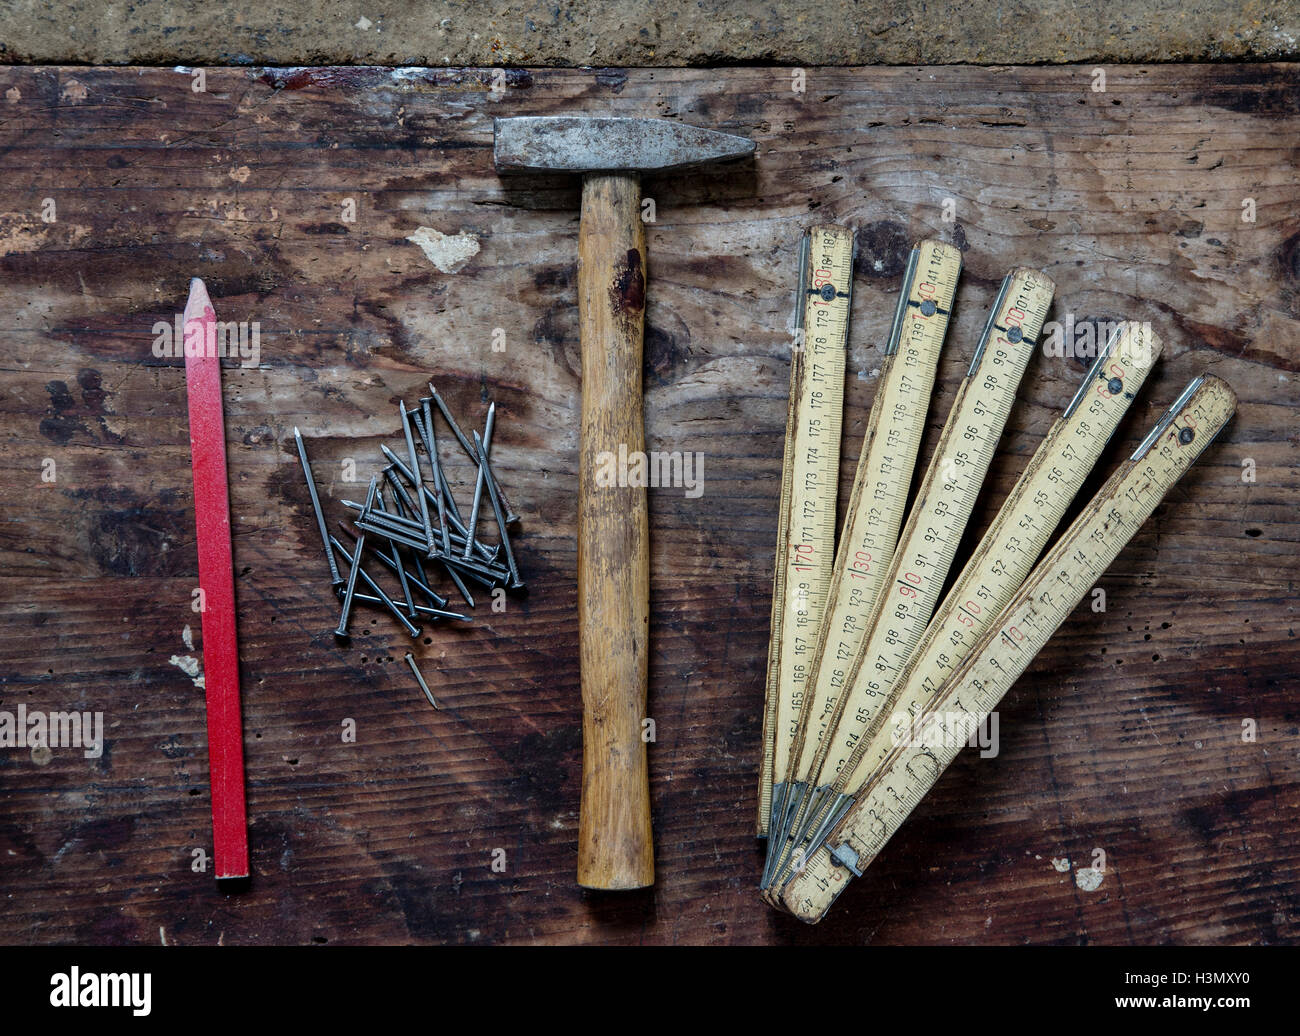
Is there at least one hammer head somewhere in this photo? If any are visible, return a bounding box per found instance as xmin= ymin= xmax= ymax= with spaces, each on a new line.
xmin=493 ymin=116 xmax=755 ymax=175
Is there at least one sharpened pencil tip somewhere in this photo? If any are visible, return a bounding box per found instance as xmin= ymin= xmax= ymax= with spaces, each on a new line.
xmin=185 ymin=276 xmax=210 ymax=306
xmin=183 ymin=277 xmax=213 ymax=326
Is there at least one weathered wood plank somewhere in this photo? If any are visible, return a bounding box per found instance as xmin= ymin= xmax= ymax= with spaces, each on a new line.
xmin=0 ymin=64 xmax=1296 ymax=945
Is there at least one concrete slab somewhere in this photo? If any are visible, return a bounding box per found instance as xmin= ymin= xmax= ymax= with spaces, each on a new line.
xmin=1 ymin=0 xmax=1297 ymax=66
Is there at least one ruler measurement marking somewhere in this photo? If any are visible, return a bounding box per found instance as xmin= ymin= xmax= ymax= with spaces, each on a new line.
xmin=757 ymin=237 xmax=813 ymax=833
xmin=764 ymin=225 xmax=853 ymax=805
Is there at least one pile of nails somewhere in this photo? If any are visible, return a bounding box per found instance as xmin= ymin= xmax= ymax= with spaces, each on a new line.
xmin=294 ymin=383 xmax=524 ymax=647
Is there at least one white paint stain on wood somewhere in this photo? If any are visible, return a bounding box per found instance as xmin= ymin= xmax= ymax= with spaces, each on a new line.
xmin=169 ymin=654 xmax=205 ymax=688
xmin=406 ymin=226 xmax=480 ymax=273
xmin=1075 ymin=866 xmax=1104 ymax=891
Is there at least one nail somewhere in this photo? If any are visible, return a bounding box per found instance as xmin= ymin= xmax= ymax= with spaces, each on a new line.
xmin=421 ymin=386 xmax=473 ymax=525
xmin=462 ymin=403 xmax=496 ymax=560
xmin=400 ymin=401 xmax=437 ymax=555
xmin=421 ymin=399 xmax=455 ymax=557
xmin=411 ymin=402 xmax=464 ymax=527
xmin=419 ymin=607 xmax=472 ymax=622
xmin=440 ymin=553 xmax=511 ymax=587
xmin=295 ymin=427 xmax=344 ymax=590
xmin=382 ymin=464 xmax=420 ymax=517
xmin=444 ymin=563 xmax=476 ymax=610
xmin=348 ymin=505 xmax=426 ymax=533
xmin=351 ymin=592 xmax=469 ymax=622
xmin=405 ymin=652 xmax=440 ymax=710
xmin=346 ymin=505 xmax=491 ymax=562
xmin=475 ymin=430 xmax=523 ymax=589
xmin=354 ymin=519 xmax=431 ymax=553
xmin=335 ymin=476 xmax=378 ymax=638
xmin=429 ymin=382 xmax=475 ymax=458
xmin=412 ymin=404 xmax=455 ymax=554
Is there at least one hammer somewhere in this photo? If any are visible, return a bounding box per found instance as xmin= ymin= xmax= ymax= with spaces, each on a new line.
xmin=494 ymin=116 xmax=755 ymax=889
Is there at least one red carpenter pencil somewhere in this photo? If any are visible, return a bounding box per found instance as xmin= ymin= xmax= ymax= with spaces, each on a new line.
xmin=183 ymin=277 xmax=250 ymax=882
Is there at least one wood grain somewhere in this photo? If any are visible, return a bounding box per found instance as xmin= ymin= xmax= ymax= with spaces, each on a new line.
xmin=0 ymin=63 xmax=1296 ymax=945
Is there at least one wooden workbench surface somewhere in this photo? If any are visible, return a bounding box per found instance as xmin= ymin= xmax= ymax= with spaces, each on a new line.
xmin=0 ymin=64 xmax=1296 ymax=945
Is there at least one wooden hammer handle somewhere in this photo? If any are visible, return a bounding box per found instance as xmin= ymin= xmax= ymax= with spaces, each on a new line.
xmin=576 ymin=173 xmax=654 ymax=889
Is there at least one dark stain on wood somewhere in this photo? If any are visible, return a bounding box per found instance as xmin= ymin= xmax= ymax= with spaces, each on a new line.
xmin=609 ymin=247 xmax=645 ymax=318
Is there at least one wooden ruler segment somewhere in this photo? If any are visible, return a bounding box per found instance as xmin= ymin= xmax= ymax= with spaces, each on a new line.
xmin=757 ymin=325 xmax=801 ymax=835
xmin=838 ymin=321 xmax=1163 ymax=793
xmin=758 ymin=225 xmax=854 ymax=836
xmin=778 ymin=373 xmax=1238 ymax=923
xmin=759 ymin=239 xmax=960 ymax=876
